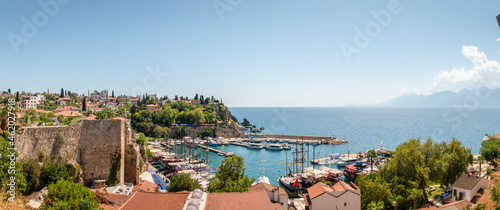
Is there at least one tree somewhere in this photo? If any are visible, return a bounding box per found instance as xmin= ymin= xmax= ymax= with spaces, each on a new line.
xmin=0 ymin=136 xmax=27 ymax=194
xmin=22 ymin=159 xmax=42 ymax=195
xmin=388 ymin=194 xmax=403 ymax=210
xmin=356 ymin=173 xmax=391 ymax=209
xmin=152 ymin=125 xmax=167 ymax=138
xmin=367 ymin=149 xmax=377 ymax=173
xmin=200 ymin=127 xmax=215 ymax=139
xmin=480 ymin=137 xmax=500 ymax=166
xmin=95 ymin=107 xmax=115 ymax=119
xmin=111 ymin=90 xmax=115 ymax=98
xmin=60 ymin=88 xmax=64 ymax=98
xmin=40 ymin=179 xmax=99 ymax=209
xmin=136 ymin=133 xmax=147 ymax=148
xmin=82 ymin=97 xmax=87 ymax=112
xmin=367 ymin=201 xmax=384 ymax=210
xmin=176 ymin=126 xmax=189 ymax=139
xmin=208 ymin=155 xmax=255 ymax=192
xmin=168 ymin=173 xmax=201 ymax=192
xmin=441 ymin=139 xmax=473 ymax=186
xmin=194 ymin=94 xmax=199 ymax=100
xmin=15 ymin=91 xmax=19 ymax=102
xmin=408 ymin=188 xmax=422 ymax=209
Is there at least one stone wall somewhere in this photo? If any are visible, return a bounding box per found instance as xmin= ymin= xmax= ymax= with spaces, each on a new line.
xmin=15 ymin=119 xmax=142 ymax=187
xmin=16 ymin=123 xmax=82 ymax=162
xmin=78 ymin=120 xmax=125 ymax=185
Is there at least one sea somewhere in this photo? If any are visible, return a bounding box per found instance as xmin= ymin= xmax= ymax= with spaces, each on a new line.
xmin=173 ymin=107 xmax=500 ymax=186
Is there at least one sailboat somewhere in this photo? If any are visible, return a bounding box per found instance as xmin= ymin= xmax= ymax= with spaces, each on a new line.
xmin=253 ymin=154 xmax=270 ymax=185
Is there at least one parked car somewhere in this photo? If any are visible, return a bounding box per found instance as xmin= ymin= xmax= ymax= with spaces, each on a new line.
xmin=440 ymin=190 xmax=452 ymax=200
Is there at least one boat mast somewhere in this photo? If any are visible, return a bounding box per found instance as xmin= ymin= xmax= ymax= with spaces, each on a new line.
xmin=262 ymin=153 xmax=266 ymax=177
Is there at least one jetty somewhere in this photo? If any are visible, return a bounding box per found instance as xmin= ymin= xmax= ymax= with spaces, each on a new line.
xmin=196 ymin=144 xmax=234 ymax=157
xmin=254 ymin=134 xmax=348 ymax=144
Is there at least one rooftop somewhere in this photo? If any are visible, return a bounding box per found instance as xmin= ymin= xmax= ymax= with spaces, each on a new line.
xmin=120 ymin=191 xmax=190 ymax=210
xmin=206 ymin=190 xmax=275 ymax=210
xmin=452 ymin=174 xmax=483 ymax=190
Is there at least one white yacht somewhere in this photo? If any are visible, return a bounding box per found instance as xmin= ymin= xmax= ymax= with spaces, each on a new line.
xmin=266 ymin=143 xmax=282 ymax=150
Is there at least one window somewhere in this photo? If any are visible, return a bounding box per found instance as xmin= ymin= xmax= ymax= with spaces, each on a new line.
xmin=454 ymin=189 xmax=456 ymax=196
xmin=344 ymin=202 xmax=347 ymax=206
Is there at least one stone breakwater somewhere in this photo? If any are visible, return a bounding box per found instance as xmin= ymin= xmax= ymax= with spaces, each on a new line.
xmin=254 ymin=134 xmax=348 ymax=144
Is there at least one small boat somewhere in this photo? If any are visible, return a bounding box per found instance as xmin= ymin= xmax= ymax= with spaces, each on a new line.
xmin=310 ymin=141 xmax=320 ymax=145
xmin=282 ymin=143 xmax=291 ymax=150
xmin=343 ymin=165 xmax=360 ymax=182
xmin=266 ymin=143 xmax=282 ymax=150
xmin=247 ymin=143 xmax=263 ymax=149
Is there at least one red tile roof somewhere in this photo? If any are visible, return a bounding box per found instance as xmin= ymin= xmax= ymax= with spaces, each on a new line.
xmin=132 ymin=180 xmax=157 ymax=193
xmin=54 ymin=110 xmax=83 ymax=117
xmin=248 ymin=183 xmax=287 ymax=196
xmin=492 ymin=134 xmax=500 ymax=138
xmin=307 ymin=182 xmax=333 ymax=199
xmin=120 ymin=191 xmax=189 ymax=210
xmin=332 ymin=181 xmax=354 ymax=192
xmin=206 ymin=190 xmax=275 ymax=210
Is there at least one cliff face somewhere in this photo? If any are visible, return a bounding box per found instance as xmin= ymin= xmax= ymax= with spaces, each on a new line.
xmin=15 ymin=120 xmax=142 ymax=186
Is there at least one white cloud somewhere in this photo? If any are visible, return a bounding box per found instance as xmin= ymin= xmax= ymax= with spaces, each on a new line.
xmin=399 ymin=85 xmax=408 ymax=94
xmin=497 ymin=38 xmax=500 ymax=42
xmin=428 ymin=45 xmax=500 ymax=93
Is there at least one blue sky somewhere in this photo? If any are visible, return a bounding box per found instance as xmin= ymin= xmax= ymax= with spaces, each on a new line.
xmin=1 ymin=0 xmax=500 ymax=107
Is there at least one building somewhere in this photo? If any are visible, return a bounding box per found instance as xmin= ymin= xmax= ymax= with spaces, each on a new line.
xmin=90 ymin=90 xmax=109 ymax=102
xmin=20 ymin=94 xmax=45 ymax=109
xmin=452 ymin=174 xmax=488 ymax=202
xmin=305 ymin=182 xmax=361 ymax=210
xmin=248 ymin=182 xmax=289 ymax=210
xmin=145 ymin=93 xmax=157 ymax=99
xmin=146 ymin=104 xmax=158 ymax=112
xmin=56 ymin=97 xmax=74 ymax=106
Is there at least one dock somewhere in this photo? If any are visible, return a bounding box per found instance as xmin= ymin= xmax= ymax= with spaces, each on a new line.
xmin=254 ymin=134 xmax=348 ymax=144
xmin=196 ymin=144 xmax=234 ymax=157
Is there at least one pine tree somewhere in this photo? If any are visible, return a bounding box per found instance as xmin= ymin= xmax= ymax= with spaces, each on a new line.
xmin=60 ymin=88 xmax=64 ymax=98
xmin=82 ymin=97 xmax=87 ymax=112
xmin=112 ymin=90 xmax=115 ymax=98
xmin=15 ymin=92 xmax=20 ymax=102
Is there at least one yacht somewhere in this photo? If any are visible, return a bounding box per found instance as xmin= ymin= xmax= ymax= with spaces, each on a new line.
xmin=266 ymin=143 xmax=282 ymax=150
xmin=247 ymin=143 xmax=263 ymax=149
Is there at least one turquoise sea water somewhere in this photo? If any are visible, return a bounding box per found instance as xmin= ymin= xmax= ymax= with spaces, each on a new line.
xmin=176 ymin=107 xmax=500 ymax=186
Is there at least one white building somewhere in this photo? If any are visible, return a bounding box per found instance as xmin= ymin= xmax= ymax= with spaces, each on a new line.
xmin=20 ymin=94 xmax=45 ymax=109
xmin=452 ymin=174 xmax=488 ymax=202
xmin=90 ymin=90 xmax=108 ymax=102
xmin=305 ymin=181 xmax=361 ymax=210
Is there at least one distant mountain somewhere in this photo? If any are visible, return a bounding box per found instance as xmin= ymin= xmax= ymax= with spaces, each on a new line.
xmin=373 ymin=87 xmax=500 ymax=107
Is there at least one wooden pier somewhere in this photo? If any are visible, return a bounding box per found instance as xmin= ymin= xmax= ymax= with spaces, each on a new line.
xmin=196 ymin=144 xmax=234 ymax=157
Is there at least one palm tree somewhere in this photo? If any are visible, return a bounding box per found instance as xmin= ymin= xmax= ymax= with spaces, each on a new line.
xmin=388 ymin=194 xmax=403 ymax=210
xmin=367 ymin=149 xmax=377 ymax=173
xmin=367 ymin=201 xmax=384 ymax=210
xmin=408 ymin=188 xmax=423 ymax=209
xmin=478 ymin=155 xmax=485 ymax=177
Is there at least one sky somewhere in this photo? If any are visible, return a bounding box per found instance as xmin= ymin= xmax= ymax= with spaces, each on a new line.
xmin=1 ymin=0 xmax=500 ymax=107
